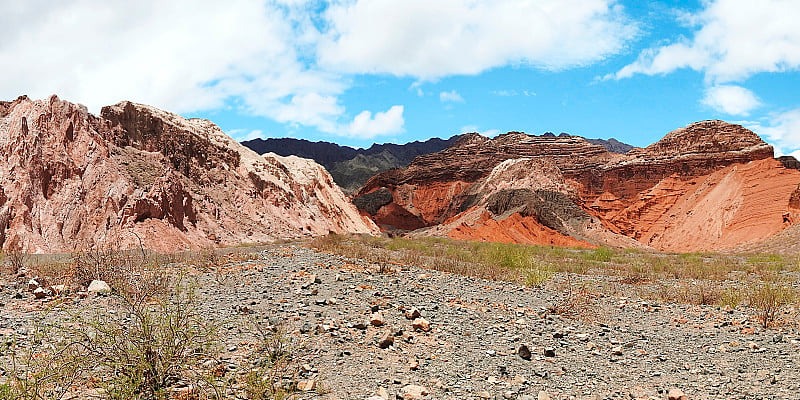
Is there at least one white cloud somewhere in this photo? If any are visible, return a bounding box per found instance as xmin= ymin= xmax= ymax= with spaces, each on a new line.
xmin=491 ymin=89 xmax=536 ymax=97
xmin=0 ymin=0 xmax=637 ymax=140
xmin=460 ymin=125 xmax=479 ymax=133
xmin=229 ymin=129 xmax=265 ymax=142
xmin=747 ymin=109 xmax=800 ymax=157
xmin=346 ymin=105 xmax=405 ymax=138
xmin=459 ymin=125 xmax=501 ymax=137
xmin=611 ymin=0 xmax=800 ymax=82
xmin=318 ymin=0 xmax=637 ymax=80
xmin=439 ymin=90 xmax=465 ymax=103
xmin=701 ymin=85 xmax=761 ymax=116
xmin=0 ymin=1 xmax=403 ymax=138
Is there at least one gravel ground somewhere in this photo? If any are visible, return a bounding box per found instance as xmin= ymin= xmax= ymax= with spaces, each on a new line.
xmin=2 ymin=245 xmax=799 ymax=400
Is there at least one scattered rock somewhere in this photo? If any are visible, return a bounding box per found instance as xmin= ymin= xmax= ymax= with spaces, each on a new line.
xmin=370 ymin=312 xmax=385 ymax=326
xmin=87 ymin=280 xmax=111 ymax=294
xmin=537 ymin=391 xmax=551 ymax=400
xmin=543 ymin=347 xmax=555 ymax=357
xmin=49 ymin=285 xmax=67 ymax=295
xmin=411 ymin=317 xmax=430 ymax=332
xmin=33 ymin=287 xmax=48 ymax=299
xmin=517 ymin=344 xmax=532 ymax=360
xmin=378 ymin=331 xmax=394 ymax=349
xmin=297 ymin=379 xmax=316 ymax=391
xmin=400 ymin=384 xmax=429 ymax=399
xmin=405 ymin=308 xmax=421 ymax=319
xmin=668 ymin=388 xmax=689 ymax=400
xmin=27 ymin=279 xmax=40 ymax=291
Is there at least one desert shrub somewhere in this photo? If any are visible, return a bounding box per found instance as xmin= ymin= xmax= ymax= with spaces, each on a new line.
xmin=718 ymin=287 xmax=745 ymax=308
xmin=3 ymin=248 xmax=28 ymax=275
xmin=749 ymin=283 xmax=797 ymax=328
xmin=242 ymin=319 xmax=304 ymax=400
xmin=0 ymin=312 xmax=89 ymax=400
xmin=547 ymin=276 xmax=593 ymax=318
xmin=66 ymin=277 xmax=224 ymax=399
xmin=524 ymin=268 xmax=553 ymax=288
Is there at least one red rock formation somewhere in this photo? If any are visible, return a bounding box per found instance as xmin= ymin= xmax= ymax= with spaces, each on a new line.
xmin=0 ymin=95 xmax=377 ymax=253
xmin=356 ymin=121 xmax=800 ymax=252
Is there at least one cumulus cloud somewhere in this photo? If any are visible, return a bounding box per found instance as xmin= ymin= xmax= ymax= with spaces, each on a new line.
xmin=747 ymin=109 xmax=800 ymax=158
xmin=701 ymin=85 xmax=761 ymax=116
xmin=0 ymin=0 xmax=637 ymax=139
xmin=610 ymin=0 xmax=800 ymax=82
xmin=346 ymin=105 xmax=405 ymax=138
xmin=439 ymin=90 xmax=465 ymax=103
xmin=491 ymin=89 xmax=536 ymax=97
xmin=318 ymin=0 xmax=637 ymax=80
xmin=229 ymin=129 xmax=266 ymax=142
xmin=0 ymin=0 xmax=403 ymax=138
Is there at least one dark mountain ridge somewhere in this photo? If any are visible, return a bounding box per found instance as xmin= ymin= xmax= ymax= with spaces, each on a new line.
xmin=242 ymin=135 xmax=462 ymax=193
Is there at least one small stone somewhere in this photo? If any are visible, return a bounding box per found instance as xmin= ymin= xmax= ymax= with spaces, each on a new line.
xmin=668 ymin=388 xmax=689 ymax=400
xmin=49 ymin=285 xmax=66 ymax=295
xmin=87 ymin=280 xmax=111 ymax=294
xmin=543 ymin=347 xmax=555 ymax=357
xmin=351 ymin=321 xmax=368 ymax=330
xmin=405 ymin=308 xmax=421 ymax=319
xmin=378 ymin=331 xmax=394 ymax=349
xmin=370 ymin=312 xmax=385 ymax=326
xmin=747 ymin=341 xmax=760 ymax=350
xmin=27 ymin=278 xmax=40 ymax=291
xmin=400 ymin=384 xmax=429 ymax=399
xmin=408 ymin=359 xmax=419 ymax=370
xmin=611 ymin=346 xmax=623 ymax=356
xmin=301 ymin=274 xmax=317 ymax=289
xmin=412 ymin=317 xmax=430 ymax=332
xmin=315 ymin=298 xmax=327 ymax=305
xmin=378 ymin=387 xmax=389 ymax=400
xmin=537 ymin=391 xmax=551 ymax=400
xmin=33 ymin=287 xmax=48 ymax=299
xmin=518 ymin=344 xmax=532 ymax=360
xmin=297 ymin=379 xmax=316 ymax=391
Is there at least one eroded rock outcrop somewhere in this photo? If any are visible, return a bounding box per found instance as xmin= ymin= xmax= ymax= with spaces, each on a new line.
xmin=0 ymin=95 xmax=377 ymax=253
xmin=356 ymin=120 xmax=800 ymax=252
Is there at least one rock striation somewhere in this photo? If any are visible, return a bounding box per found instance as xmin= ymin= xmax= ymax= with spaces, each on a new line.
xmin=0 ymin=95 xmax=377 ymax=253
xmin=355 ymin=120 xmax=800 ymax=252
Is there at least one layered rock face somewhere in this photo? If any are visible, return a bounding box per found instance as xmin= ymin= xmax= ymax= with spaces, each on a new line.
xmin=355 ymin=121 xmax=800 ymax=252
xmin=0 ymin=95 xmax=376 ymax=253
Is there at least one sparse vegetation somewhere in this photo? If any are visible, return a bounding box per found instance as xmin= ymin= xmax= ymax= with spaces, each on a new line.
xmin=309 ymin=233 xmax=800 ymax=324
xmin=242 ymin=319 xmax=305 ymax=400
xmin=749 ymin=282 xmax=797 ymax=328
xmin=309 ymin=233 xmax=800 ymax=284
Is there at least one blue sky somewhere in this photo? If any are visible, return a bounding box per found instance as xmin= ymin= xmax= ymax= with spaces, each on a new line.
xmin=3 ymin=0 xmax=800 ymax=155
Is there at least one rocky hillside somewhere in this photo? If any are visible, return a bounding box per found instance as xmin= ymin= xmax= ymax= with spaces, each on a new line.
xmin=355 ymin=121 xmax=800 ymax=252
xmin=0 ymin=95 xmax=377 ymax=253
xmin=242 ymin=136 xmax=462 ymax=193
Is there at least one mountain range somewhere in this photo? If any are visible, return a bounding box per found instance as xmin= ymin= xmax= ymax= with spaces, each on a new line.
xmin=354 ymin=121 xmax=800 ymax=252
xmin=242 ymin=135 xmax=634 ymax=193
xmin=2 ymin=94 xmax=800 ymax=254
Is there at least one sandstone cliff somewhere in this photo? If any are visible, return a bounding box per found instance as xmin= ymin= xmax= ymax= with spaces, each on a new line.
xmin=0 ymin=95 xmax=377 ymax=253
xmin=355 ymin=121 xmax=800 ymax=252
